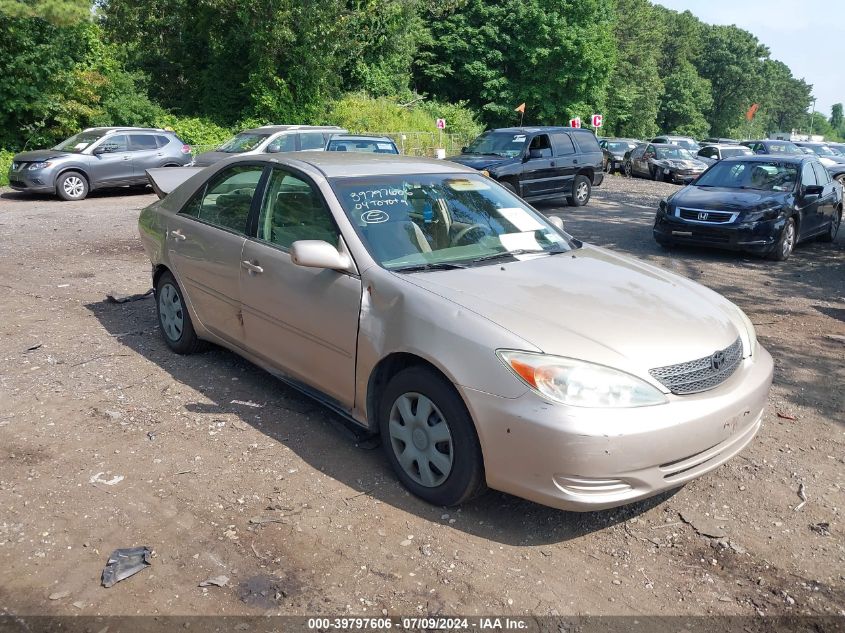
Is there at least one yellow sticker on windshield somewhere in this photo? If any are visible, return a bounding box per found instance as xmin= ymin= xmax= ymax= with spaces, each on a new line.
xmin=445 ymin=178 xmax=491 ymax=191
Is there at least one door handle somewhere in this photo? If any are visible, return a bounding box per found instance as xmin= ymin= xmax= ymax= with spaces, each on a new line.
xmin=550 ymin=161 xmax=556 ymax=167
xmin=573 ymin=159 xmax=578 ymax=164
xmin=169 ymin=229 xmax=187 ymax=241
xmin=241 ymin=260 xmax=264 ymax=274
xmin=123 ymin=156 xmax=131 ymax=161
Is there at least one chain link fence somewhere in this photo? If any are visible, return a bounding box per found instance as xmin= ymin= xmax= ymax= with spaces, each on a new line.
xmin=188 ymin=132 xmax=475 ymax=159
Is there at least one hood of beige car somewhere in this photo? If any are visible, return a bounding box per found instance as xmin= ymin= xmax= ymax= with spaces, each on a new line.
xmin=401 ymin=245 xmax=742 ymax=377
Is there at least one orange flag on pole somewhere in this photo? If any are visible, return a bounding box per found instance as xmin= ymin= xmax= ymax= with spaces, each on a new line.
xmin=515 ymin=103 xmax=526 ymax=113
xmin=746 ymin=103 xmax=759 ymax=121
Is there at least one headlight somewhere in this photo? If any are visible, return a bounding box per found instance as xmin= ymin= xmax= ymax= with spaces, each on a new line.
xmin=28 ymin=162 xmax=51 ymax=170
xmin=497 ymin=350 xmax=667 ymax=408
xmin=744 ymin=205 xmax=782 ymax=222
xmin=732 ymin=305 xmax=758 ymax=358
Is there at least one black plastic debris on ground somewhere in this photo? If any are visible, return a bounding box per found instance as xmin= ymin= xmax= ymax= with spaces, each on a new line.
xmin=106 ymin=289 xmax=154 ymax=304
xmin=101 ymin=546 xmax=152 ymax=588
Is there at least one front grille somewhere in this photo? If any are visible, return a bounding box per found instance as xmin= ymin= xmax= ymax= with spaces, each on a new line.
xmin=678 ymin=208 xmax=736 ymax=223
xmin=649 ymin=337 xmax=743 ymax=395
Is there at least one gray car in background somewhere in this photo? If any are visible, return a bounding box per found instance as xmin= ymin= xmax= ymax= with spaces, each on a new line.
xmin=8 ymin=127 xmax=192 ymax=200
xmin=192 ymin=125 xmax=347 ymax=166
xmin=325 ymin=134 xmax=399 ymax=154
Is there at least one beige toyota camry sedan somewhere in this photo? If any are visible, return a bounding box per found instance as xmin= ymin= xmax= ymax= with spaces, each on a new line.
xmin=139 ymin=153 xmax=773 ymax=511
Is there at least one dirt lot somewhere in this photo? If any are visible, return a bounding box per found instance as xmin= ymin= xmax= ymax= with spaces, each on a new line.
xmin=0 ymin=174 xmax=843 ymax=621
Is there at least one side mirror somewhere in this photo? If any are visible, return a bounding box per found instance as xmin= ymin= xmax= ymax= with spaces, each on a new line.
xmin=93 ymin=146 xmax=108 ymax=155
xmin=548 ymin=216 xmax=565 ymax=231
xmin=461 ymin=146 xmax=468 ymax=153
xmin=803 ymin=184 xmax=824 ymax=197
xmin=266 ymin=145 xmax=280 ymax=154
xmin=290 ymin=240 xmax=350 ymax=271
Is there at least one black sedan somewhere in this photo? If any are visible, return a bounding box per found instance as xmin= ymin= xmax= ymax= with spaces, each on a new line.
xmin=625 ymin=143 xmax=707 ymax=183
xmin=599 ymin=138 xmax=638 ymax=174
xmin=653 ymin=155 xmax=842 ymax=261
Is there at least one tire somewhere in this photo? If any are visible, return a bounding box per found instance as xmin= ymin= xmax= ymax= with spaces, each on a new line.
xmin=566 ymin=175 xmax=591 ymax=207
xmin=624 ymin=161 xmax=633 ymax=178
xmin=651 ymin=166 xmax=663 ymax=182
xmin=768 ymin=216 xmax=796 ymax=261
xmin=819 ymin=206 xmax=841 ymax=243
xmin=379 ymin=366 xmax=486 ymax=506
xmin=155 ymin=271 xmax=206 ymax=354
xmin=56 ymin=171 xmax=89 ymax=201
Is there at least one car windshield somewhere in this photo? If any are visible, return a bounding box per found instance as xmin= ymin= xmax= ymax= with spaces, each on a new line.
xmin=655 ymin=147 xmax=695 ymax=160
xmin=218 ymin=133 xmax=271 ymax=153
xmin=765 ymin=142 xmax=801 ymax=154
xmin=695 ymin=160 xmax=798 ymax=192
xmin=669 ymin=138 xmax=699 ymax=151
xmin=607 ymin=141 xmax=634 ymax=152
xmin=808 ymin=145 xmax=838 ymax=157
xmin=53 ymin=131 xmax=105 ymax=153
xmin=327 ymin=139 xmax=398 ymax=154
xmin=722 ymin=147 xmax=754 ymax=158
xmin=330 ymin=173 xmax=573 ymax=270
xmin=463 ymin=132 xmax=528 ymax=158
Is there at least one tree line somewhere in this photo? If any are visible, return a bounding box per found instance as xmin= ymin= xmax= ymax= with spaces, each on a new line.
xmin=1 ymin=0 xmax=843 ymax=156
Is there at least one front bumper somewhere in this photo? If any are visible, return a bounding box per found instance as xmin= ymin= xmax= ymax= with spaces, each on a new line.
xmin=653 ymin=211 xmax=784 ymax=253
xmin=461 ymin=345 xmax=773 ymax=511
xmin=663 ymin=168 xmax=704 ymax=184
xmin=7 ymin=168 xmax=55 ymax=193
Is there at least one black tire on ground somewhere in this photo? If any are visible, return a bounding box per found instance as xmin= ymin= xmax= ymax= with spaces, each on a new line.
xmin=819 ymin=206 xmax=841 ymax=243
xmin=624 ymin=162 xmax=633 ymax=178
xmin=768 ymin=216 xmax=796 ymax=261
xmin=651 ymin=166 xmax=662 ymax=182
xmin=155 ymin=271 xmax=206 ymax=354
xmin=379 ymin=366 xmax=486 ymax=506
xmin=566 ymin=174 xmax=592 ymax=207
xmin=56 ymin=171 xmax=89 ymax=201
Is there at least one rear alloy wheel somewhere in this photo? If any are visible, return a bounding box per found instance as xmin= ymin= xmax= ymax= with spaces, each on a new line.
xmin=567 ymin=175 xmax=591 ymax=207
xmin=56 ymin=171 xmax=89 ymax=201
xmin=155 ymin=271 xmax=206 ymax=354
xmin=769 ymin=216 xmax=796 ymax=261
xmin=624 ymin=161 xmax=633 ymax=178
xmin=819 ymin=207 xmax=841 ymax=243
xmin=379 ymin=366 xmax=485 ymax=506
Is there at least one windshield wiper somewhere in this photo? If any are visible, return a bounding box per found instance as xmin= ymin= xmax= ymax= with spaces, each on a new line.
xmin=468 ymin=248 xmax=566 ymax=264
xmin=391 ymin=262 xmax=468 ymax=273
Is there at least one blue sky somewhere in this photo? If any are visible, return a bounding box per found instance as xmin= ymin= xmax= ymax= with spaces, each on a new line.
xmin=653 ymin=0 xmax=843 ymax=117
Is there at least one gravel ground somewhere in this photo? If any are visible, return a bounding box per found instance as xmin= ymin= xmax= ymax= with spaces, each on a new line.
xmin=0 ymin=174 xmax=843 ymax=620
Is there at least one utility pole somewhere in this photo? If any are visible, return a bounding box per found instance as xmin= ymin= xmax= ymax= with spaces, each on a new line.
xmin=809 ymin=97 xmax=817 ymax=137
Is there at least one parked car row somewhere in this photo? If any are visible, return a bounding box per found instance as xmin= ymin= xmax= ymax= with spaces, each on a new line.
xmin=7 ymin=125 xmax=400 ymax=200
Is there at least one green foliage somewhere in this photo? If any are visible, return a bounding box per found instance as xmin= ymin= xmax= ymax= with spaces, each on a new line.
xmin=0 ymin=0 xmax=88 ymax=25
xmin=605 ymin=0 xmax=663 ymax=139
xmin=414 ymin=0 xmax=616 ymax=127
xmin=0 ymin=149 xmax=14 ymax=186
xmin=831 ymin=104 xmax=843 ymax=135
xmin=657 ymin=63 xmax=712 ymax=138
xmin=155 ymin=115 xmax=232 ymax=148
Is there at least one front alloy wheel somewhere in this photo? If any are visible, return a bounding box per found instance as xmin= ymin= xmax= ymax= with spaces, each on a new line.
xmin=388 ymin=392 xmax=454 ymax=487
xmin=769 ymin=217 xmax=796 ymax=261
xmin=379 ymin=366 xmax=485 ymax=506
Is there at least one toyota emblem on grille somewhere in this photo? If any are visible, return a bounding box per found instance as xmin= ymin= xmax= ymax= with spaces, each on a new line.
xmin=710 ymin=350 xmax=726 ymax=370
xmin=697 ymin=212 xmax=709 ymax=221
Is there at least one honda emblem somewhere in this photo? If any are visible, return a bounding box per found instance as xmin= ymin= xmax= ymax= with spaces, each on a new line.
xmin=697 ymin=212 xmax=709 ymax=221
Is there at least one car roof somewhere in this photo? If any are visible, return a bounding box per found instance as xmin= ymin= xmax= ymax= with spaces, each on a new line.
xmin=705 ymin=143 xmax=750 ymax=149
xmin=242 ymin=125 xmax=344 ymax=134
xmin=649 ymin=143 xmax=684 ymax=149
xmin=794 ymin=141 xmax=829 ymax=147
xmin=83 ymin=126 xmax=168 ymax=134
xmin=216 ymin=152 xmax=477 ymax=178
xmin=490 ymin=126 xmax=592 ymax=134
xmin=719 ymin=154 xmax=813 ymax=164
xmin=604 ymin=138 xmax=638 ymax=143
xmin=328 ymin=135 xmax=396 ymax=143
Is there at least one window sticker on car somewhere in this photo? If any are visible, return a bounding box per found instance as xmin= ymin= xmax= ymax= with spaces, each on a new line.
xmin=500 ymin=231 xmax=542 ymax=253
xmin=75 ymin=142 xmax=89 ymax=150
xmin=445 ymin=178 xmax=490 ymax=191
xmin=498 ymin=207 xmax=544 ymax=232
xmin=513 ymin=135 xmax=526 ymax=142
xmin=360 ymin=210 xmax=390 ymax=224
xmin=348 ymin=187 xmax=408 ymax=211
xmin=377 ymin=143 xmax=393 ymax=150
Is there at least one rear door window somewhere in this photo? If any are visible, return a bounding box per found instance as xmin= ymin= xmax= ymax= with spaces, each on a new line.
xmin=129 ymin=135 xmax=159 ymax=151
xmin=299 ymin=132 xmax=326 ymax=151
xmin=551 ymin=133 xmax=576 ymax=156
xmin=180 ymin=165 xmax=264 ymax=234
xmin=572 ymin=132 xmax=600 ymax=152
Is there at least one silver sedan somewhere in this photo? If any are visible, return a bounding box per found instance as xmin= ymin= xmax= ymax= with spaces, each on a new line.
xmin=139 ymin=154 xmax=773 ymax=511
